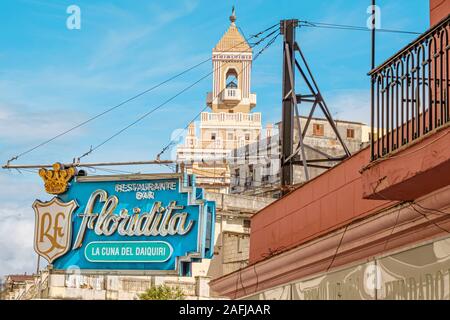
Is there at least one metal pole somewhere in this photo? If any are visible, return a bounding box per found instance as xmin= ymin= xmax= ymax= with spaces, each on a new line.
xmin=371 ymin=0 xmax=376 ymax=70
xmin=2 ymin=159 xmax=175 ymax=170
xmin=280 ymin=20 xmax=297 ymax=195
xmin=370 ymin=0 xmax=376 ymax=160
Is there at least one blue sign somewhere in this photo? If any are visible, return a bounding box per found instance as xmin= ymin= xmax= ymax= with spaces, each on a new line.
xmin=50 ymin=173 xmax=215 ymax=274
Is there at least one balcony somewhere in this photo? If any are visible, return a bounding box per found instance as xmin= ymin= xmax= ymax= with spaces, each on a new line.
xmin=221 ymin=88 xmax=241 ymax=104
xmin=362 ymin=15 xmax=450 ymax=201
xmin=206 ymin=91 xmax=257 ymax=108
xmin=200 ymin=112 xmax=261 ymax=128
xmin=370 ymin=15 xmax=449 ymax=160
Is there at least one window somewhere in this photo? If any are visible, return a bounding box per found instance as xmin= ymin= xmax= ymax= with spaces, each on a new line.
xmin=249 ymin=164 xmax=254 ymax=179
xmin=243 ymin=219 xmax=251 ymax=228
xmin=211 ymin=132 xmax=216 ymax=140
xmin=228 ymin=133 xmax=234 ymax=140
xmin=225 ymin=69 xmax=238 ymax=88
xmin=313 ymin=124 xmax=324 ymax=136
xmin=347 ymin=128 xmax=355 ymax=139
xmin=237 ymin=237 xmax=244 ymax=253
xmin=245 ymin=133 xmax=250 ymax=141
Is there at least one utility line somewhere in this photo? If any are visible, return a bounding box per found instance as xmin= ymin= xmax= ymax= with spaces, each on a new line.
xmin=79 ymin=30 xmax=279 ymax=161
xmin=154 ymin=32 xmax=280 ymax=160
xmin=155 ymin=32 xmax=280 ymax=187
xmin=4 ymin=22 xmax=279 ymax=167
xmin=298 ymin=20 xmax=421 ymax=35
xmin=155 ymin=30 xmax=279 ymax=161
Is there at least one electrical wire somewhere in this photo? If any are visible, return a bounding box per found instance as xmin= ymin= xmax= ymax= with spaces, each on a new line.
xmin=410 ymin=202 xmax=450 ymax=234
xmin=382 ymin=201 xmax=413 ymax=251
xmin=326 ymin=224 xmax=349 ymax=272
xmin=155 ymin=31 xmax=280 ymax=160
xmin=238 ymin=261 xmax=248 ymax=297
xmin=4 ymin=22 xmax=279 ymax=166
xmin=298 ymin=20 xmax=422 ymax=35
xmin=371 ymin=182 xmax=450 ymax=249
xmin=81 ymin=166 xmax=138 ymax=175
xmin=413 ymin=202 xmax=450 ymax=217
xmin=77 ymin=28 xmax=280 ymax=161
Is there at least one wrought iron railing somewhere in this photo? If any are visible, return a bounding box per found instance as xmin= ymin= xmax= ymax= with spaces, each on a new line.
xmin=370 ymin=15 xmax=449 ymax=160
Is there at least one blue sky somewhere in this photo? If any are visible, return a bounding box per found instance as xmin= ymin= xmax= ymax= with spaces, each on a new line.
xmin=0 ymin=0 xmax=429 ymax=276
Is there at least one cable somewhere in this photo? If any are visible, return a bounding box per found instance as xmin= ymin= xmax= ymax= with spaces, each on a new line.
xmin=5 ymin=59 xmax=211 ymax=166
xmin=4 ymin=22 xmax=279 ymax=166
xmin=371 ymin=182 xmax=450 ymax=249
xmin=155 ymin=105 xmax=209 ymax=160
xmin=78 ymin=28 xmax=280 ymax=161
xmin=326 ymin=224 xmax=349 ymax=272
xmin=382 ymin=201 xmax=413 ymax=251
xmin=299 ymin=20 xmax=421 ymax=35
xmin=238 ymin=261 xmax=248 ymax=297
xmin=410 ymin=202 xmax=450 ymax=234
xmin=156 ymin=31 xmax=280 ymax=160
xmin=82 ymin=166 xmax=138 ymax=175
xmin=413 ymin=202 xmax=450 ymax=217
xmin=77 ymin=72 xmax=215 ymax=160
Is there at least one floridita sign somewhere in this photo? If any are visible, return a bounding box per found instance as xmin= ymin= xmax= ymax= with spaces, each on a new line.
xmin=32 ymin=166 xmax=215 ymax=274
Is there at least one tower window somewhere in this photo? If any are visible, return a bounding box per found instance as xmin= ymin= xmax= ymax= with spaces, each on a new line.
xmin=211 ymin=133 xmax=216 ymax=140
xmin=225 ymin=69 xmax=238 ymax=89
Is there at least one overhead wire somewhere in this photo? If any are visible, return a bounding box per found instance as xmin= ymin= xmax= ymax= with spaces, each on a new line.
xmin=298 ymin=20 xmax=422 ymax=35
xmin=370 ymin=182 xmax=450 ymax=250
xmin=326 ymin=224 xmax=349 ymax=272
xmin=155 ymin=30 xmax=280 ymax=161
xmin=4 ymin=22 xmax=279 ymax=167
xmin=409 ymin=202 xmax=450 ymax=234
xmin=77 ymin=26 xmax=280 ymax=161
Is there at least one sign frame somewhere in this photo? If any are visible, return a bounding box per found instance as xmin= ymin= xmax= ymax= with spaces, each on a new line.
xmin=33 ymin=172 xmax=216 ymax=276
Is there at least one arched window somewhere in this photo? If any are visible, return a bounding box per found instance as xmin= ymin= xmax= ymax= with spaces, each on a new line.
xmin=225 ymin=69 xmax=238 ymax=89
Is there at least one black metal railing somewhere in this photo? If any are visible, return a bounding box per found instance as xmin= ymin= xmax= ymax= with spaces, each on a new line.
xmin=370 ymin=15 xmax=449 ymax=160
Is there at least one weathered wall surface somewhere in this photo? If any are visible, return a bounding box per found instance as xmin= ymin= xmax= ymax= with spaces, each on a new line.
xmin=430 ymin=0 xmax=450 ymax=26
xmin=249 ymin=147 xmax=393 ymax=265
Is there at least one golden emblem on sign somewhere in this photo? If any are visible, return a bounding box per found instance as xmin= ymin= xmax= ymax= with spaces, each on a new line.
xmin=39 ymin=163 xmax=75 ymax=195
xmin=32 ymin=197 xmax=78 ymax=263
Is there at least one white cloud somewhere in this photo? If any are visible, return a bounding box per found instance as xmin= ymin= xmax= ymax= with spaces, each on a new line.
xmin=0 ymin=206 xmax=36 ymax=277
xmin=0 ymin=172 xmax=49 ymax=277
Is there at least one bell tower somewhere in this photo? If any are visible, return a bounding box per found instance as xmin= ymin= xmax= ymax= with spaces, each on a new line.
xmin=207 ymin=7 xmax=257 ymax=113
xmin=177 ymin=7 xmax=262 ymax=193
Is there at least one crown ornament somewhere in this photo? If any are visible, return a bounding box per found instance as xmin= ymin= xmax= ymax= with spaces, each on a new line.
xmin=39 ymin=163 xmax=76 ymax=195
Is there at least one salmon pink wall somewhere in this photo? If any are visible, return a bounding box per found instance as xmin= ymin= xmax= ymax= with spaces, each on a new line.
xmin=430 ymin=0 xmax=450 ymax=26
xmin=249 ymin=147 xmax=394 ymax=264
